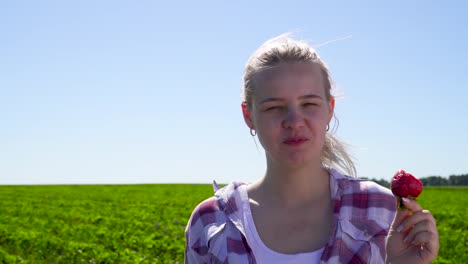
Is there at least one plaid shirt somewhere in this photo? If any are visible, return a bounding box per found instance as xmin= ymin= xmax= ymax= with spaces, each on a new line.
xmin=185 ymin=168 xmax=397 ymax=263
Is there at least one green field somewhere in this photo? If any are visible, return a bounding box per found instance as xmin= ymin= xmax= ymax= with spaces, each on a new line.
xmin=0 ymin=185 xmax=466 ymax=263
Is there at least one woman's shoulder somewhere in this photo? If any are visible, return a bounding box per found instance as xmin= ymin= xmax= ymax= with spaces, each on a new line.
xmin=184 ymin=182 xmax=251 ymax=262
xmin=350 ymin=178 xmax=397 ymax=214
xmin=347 ymin=176 xmax=394 ymax=198
xmin=331 ymin=168 xmax=394 ymax=197
xmin=185 ymin=181 xmax=247 ymax=235
xmin=187 ymin=196 xmax=223 ymax=226
xmin=330 ymin=168 xmax=397 ymax=220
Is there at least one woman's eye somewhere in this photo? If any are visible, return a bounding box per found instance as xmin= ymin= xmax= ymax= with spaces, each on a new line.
xmin=265 ymin=106 xmax=281 ymax=111
xmin=303 ymin=103 xmax=318 ymax=107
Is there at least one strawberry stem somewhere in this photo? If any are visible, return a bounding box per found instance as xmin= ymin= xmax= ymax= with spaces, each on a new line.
xmin=398 ymin=196 xmax=406 ymax=210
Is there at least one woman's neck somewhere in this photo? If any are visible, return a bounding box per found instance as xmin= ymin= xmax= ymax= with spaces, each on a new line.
xmin=253 ymin=161 xmax=331 ymax=209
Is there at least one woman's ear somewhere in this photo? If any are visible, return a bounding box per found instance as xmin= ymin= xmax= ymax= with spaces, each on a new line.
xmin=241 ymin=102 xmax=255 ymax=129
xmin=327 ymin=97 xmax=335 ymax=123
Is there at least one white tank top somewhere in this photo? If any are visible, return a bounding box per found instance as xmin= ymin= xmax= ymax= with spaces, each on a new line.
xmin=238 ymin=185 xmax=324 ymax=263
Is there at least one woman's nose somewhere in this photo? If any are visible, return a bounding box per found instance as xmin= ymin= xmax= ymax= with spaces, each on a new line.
xmin=282 ymin=109 xmax=304 ymax=129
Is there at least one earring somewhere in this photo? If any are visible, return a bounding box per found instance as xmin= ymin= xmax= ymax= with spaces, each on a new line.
xmin=326 ymin=124 xmax=330 ymax=131
xmin=250 ymin=129 xmax=257 ymax=136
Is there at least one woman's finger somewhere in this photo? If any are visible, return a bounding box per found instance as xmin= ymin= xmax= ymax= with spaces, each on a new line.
xmin=412 ymin=230 xmax=439 ymax=259
xmin=411 ymin=231 xmax=435 ymax=247
xmin=402 ymin=220 xmax=432 ymax=245
xmin=401 ymin=197 xmax=423 ymax=212
xmin=397 ymin=209 xmax=436 ymax=234
xmin=389 ymin=207 xmax=410 ymax=233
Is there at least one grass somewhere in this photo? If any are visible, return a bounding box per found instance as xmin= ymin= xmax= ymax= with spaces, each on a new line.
xmin=0 ymin=184 xmax=466 ymax=263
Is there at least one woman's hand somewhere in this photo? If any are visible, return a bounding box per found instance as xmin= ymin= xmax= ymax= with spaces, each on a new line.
xmin=385 ymin=197 xmax=439 ymax=264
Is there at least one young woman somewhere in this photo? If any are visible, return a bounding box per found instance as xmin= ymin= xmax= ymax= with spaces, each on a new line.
xmin=185 ymin=35 xmax=439 ymax=263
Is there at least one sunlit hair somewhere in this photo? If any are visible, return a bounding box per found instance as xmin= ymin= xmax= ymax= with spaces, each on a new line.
xmin=242 ymin=34 xmax=357 ymax=177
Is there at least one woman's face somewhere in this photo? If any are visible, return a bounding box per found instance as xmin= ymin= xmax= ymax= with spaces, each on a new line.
xmin=244 ymin=63 xmax=335 ymax=168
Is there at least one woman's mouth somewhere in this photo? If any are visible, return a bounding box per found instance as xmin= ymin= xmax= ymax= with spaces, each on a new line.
xmin=283 ymin=137 xmax=309 ymax=146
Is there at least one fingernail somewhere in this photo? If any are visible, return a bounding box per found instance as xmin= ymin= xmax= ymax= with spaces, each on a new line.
xmin=397 ymin=225 xmax=403 ymax=232
xmin=402 ymin=197 xmax=410 ymax=203
xmin=403 ymin=236 xmax=408 ymax=243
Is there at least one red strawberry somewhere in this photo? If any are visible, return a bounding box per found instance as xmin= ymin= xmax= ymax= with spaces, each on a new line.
xmin=391 ymin=169 xmax=423 ymax=209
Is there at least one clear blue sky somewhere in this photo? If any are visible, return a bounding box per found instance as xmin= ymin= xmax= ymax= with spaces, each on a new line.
xmin=1 ymin=1 xmax=467 ymax=185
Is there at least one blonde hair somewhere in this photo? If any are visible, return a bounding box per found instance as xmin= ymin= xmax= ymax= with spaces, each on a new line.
xmin=242 ymin=34 xmax=357 ymax=177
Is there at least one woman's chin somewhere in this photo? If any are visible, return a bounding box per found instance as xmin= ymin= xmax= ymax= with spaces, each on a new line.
xmin=280 ymin=155 xmax=317 ymax=169
xmin=267 ymin=149 xmax=321 ymax=168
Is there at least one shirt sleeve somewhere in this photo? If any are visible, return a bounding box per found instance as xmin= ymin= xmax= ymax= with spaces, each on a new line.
xmin=184 ymin=241 xmax=205 ymax=264
xmin=184 ymin=197 xmax=221 ymax=264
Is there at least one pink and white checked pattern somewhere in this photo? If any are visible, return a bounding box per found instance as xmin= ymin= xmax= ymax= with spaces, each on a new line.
xmin=185 ymin=168 xmax=397 ymax=263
